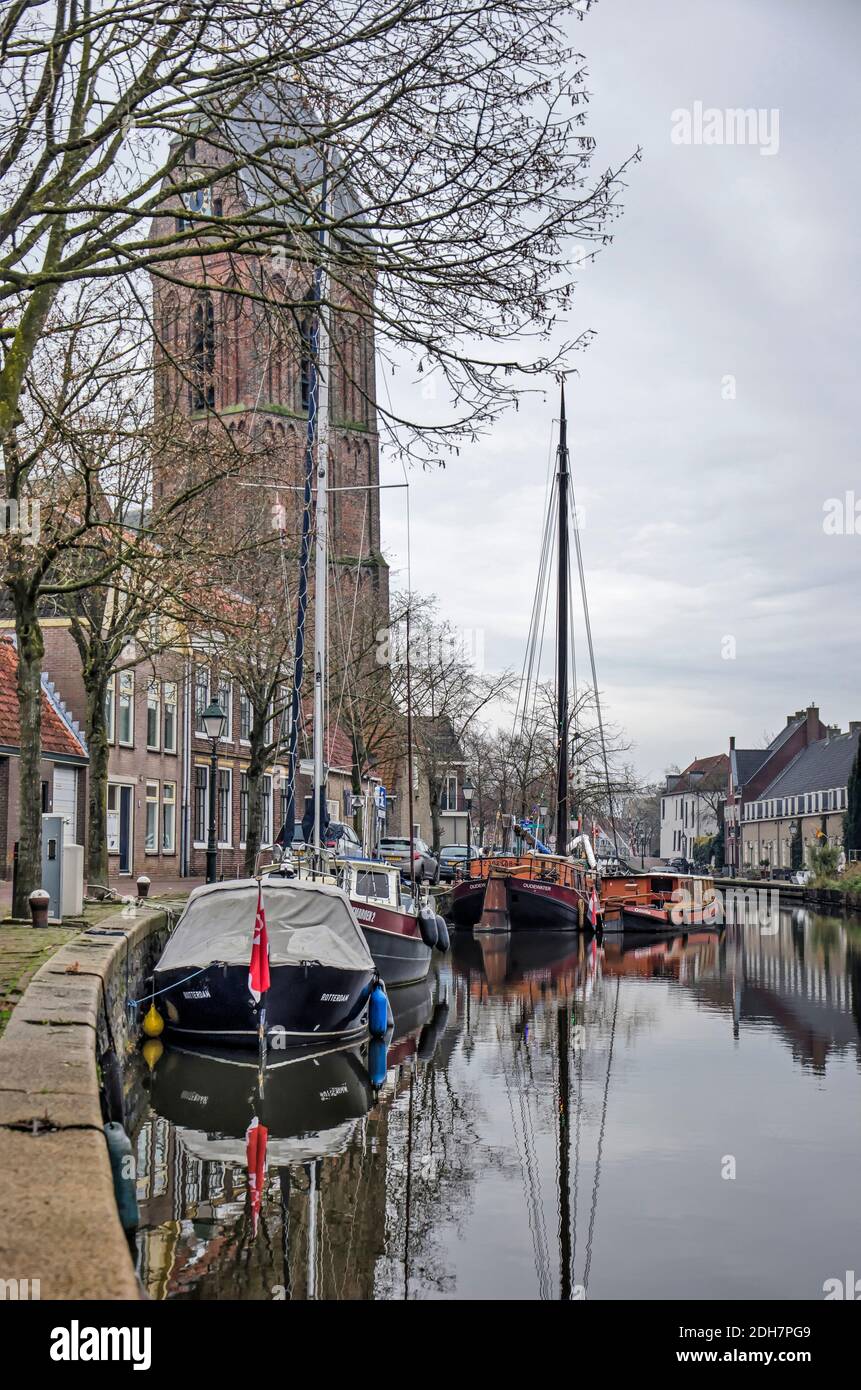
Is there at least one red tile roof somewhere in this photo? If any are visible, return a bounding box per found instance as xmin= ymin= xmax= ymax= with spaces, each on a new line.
xmin=0 ymin=639 xmax=87 ymax=759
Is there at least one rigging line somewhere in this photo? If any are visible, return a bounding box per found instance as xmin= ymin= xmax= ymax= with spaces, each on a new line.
xmin=512 ymin=420 xmax=558 ymax=737
xmin=328 ymin=488 xmax=368 ymax=764
xmin=515 ymin=462 xmax=557 ymax=734
xmin=568 ymin=471 xmax=620 ymax=858
xmin=514 ymin=479 xmax=557 ymax=777
xmin=583 ymin=975 xmax=621 ymax=1295
xmin=509 ymin=1019 xmax=552 ymax=1289
xmin=570 ymin=964 xmax=587 ymax=1286
xmin=497 ymin=1018 xmax=552 ymax=1300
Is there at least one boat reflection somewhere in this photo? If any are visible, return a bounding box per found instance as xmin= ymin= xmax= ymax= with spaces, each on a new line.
xmin=135 ymin=973 xmax=448 ymax=1299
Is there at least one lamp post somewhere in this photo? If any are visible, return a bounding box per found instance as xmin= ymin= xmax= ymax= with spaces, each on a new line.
xmin=539 ymin=803 xmax=548 ymax=846
xmin=463 ymin=779 xmax=475 ymax=862
xmin=202 ymin=699 xmax=227 ymax=884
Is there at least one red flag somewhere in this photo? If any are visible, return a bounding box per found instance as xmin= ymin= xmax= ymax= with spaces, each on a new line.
xmin=249 ymin=883 xmax=271 ymax=1000
xmin=245 ymin=1117 xmax=269 ymax=1236
xmin=588 ymin=886 xmax=600 ymax=929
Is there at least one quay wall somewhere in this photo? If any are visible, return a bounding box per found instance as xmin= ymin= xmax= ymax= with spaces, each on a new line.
xmin=0 ymin=906 xmax=171 ymax=1300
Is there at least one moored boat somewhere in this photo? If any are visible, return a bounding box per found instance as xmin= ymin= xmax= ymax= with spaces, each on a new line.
xmin=152 ymin=877 xmax=377 ymax=1046
xmin=339 ymin=859 xmax=436 ymax=986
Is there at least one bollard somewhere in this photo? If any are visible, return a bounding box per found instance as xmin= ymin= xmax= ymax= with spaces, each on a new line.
xmin=29 ymin=888 xmax=50 ymax=928
xmin=136 ymin=874 xmax=151 ymax=900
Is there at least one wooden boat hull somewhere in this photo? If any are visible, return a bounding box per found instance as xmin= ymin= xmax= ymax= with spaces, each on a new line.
xmin=349 ymin=899 xmax=433 ymax=986
xmin=448 ymin=877 xmax=485 ymax=927
xmin=152 ymin=959 xmax=375 ymax=1046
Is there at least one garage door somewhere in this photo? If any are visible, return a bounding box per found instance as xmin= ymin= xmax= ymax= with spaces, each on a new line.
xmin=53 ymin=766 xmax=78 ymax=842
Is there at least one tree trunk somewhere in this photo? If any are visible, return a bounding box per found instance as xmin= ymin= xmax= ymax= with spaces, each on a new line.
xmin=429 ymin=780 xmax=442 ymax=855
xmin=84 ymin=671 xmax=111 ymax=889
xmin=13 ymin=597 xmax=44 ymax=917
xmin=243 ymin=724 xmax=267 ymax=876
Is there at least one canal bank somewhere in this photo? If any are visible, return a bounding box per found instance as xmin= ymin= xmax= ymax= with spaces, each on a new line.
xmin=0 ymin=905 xmax=173 ymax=1299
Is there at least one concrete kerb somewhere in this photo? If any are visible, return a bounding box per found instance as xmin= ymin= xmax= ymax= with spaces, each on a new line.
xmin=0 ymin=906 xmax=172 ymax=1300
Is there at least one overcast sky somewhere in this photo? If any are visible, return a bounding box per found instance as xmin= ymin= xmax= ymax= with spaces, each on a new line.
xmin=380 ymin=0 xmax=861 ymax=782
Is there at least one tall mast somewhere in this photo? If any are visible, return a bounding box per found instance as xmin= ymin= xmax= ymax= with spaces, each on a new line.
xmin=312 ymin=164 xmax=331 ymax=864
xmin=555 ymin=381 xmax=570 ymax=858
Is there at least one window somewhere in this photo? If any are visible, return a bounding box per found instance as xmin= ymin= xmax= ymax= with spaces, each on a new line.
xmin=239 ymin=690 xmax=252 ymax=742
xmin=190 ymin=293 xmax=215 ymax=410
xmin=440 ymin=774 xmax=457 ymax=812
xmin=240 ymin=771 xmax=249 ymax=845
xmin=218 ymin=768 xmax=232 ymax=845
xmin=194 ymin=666 xmax=209 ymax=734
xmin=162 ymin=782 xmax=176 ymax=854
xmin=105 ymin=675 xmax=116 ymax=743
xmin=193 ymin=766 xmax=208 ymax=844
xmin=145 ymin=782 xmax=159 ymax=853
xmin=841 ymin=787 xmax=847 ymax=809
xmin=262 ymin=774 xmax=272 ymax=844
xmin=118 ymin=671 xmax=134 ymax=746
xmin=146 ymin=680 xmax=161 ymax=751
xmin=217 ymin=677 xmax=232 ymax=740
xmin=163 ymin=682 xmax=177 ymax=753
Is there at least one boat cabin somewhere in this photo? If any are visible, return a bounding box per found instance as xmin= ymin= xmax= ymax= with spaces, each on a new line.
xmin=339 ymin=859 xmax=403 ymax=910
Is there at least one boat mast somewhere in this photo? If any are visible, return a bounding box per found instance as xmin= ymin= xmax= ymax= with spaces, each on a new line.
xmin=312 ymin=165 xmax=331 ymax=865
xmin=555 ymin=381 xmax=570 ymax=858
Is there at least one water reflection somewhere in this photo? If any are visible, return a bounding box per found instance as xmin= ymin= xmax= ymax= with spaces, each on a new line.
xmin=134 ymin=908 xmax=861 ymax=1300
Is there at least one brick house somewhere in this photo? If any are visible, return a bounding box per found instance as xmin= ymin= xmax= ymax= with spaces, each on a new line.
xmin=725 ymin=706 xmax=830 ymax=873
xmin=740 ymin=725 xmax=860 ymax=871
xmin=0 ymin=637 xmax=88 ymax=879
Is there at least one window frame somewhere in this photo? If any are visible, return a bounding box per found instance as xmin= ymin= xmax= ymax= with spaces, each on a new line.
xmin=146 ymin=679 xmax=161 ymax=752
xmin=162 ymin=781 xmax=177 ymax=855
xmin=118 ymin=671 xmax=134 ymax=747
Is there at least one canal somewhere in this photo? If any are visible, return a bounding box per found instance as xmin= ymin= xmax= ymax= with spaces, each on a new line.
xmin=131 ymin=906 xmax=861 ymax=1300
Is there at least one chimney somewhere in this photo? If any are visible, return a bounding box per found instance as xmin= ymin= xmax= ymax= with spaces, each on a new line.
xmin=806 ymin=705 xmax=820 ymax=744
xmin=729 ymin=736 xmax=735 ymax=753
xmin=850 ymin=722 xmax=861 ymax=735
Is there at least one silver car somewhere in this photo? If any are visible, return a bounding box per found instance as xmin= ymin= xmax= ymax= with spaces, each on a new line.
xmin=378 ymin=835 xmax=439 ymax=884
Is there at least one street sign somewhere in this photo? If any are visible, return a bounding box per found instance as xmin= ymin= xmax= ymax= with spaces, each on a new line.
xmin=375 ymin=786 xmax=387 ymax=812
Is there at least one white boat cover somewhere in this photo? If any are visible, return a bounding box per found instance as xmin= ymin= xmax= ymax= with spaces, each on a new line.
xmin=156 ymin=878 xmax=374 ymax=974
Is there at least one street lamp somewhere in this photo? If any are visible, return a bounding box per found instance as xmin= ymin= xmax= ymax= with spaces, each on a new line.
xmin=539 ymin=804 xmax=548 ymax=845
xmin=462 ymin=778 xmax=475 ymax=859
xmin=202 ymin=699 xmax=227 ymax=884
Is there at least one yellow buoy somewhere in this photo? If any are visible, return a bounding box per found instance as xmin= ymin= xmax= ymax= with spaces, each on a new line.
xmin=142 ymin=1002 xmax=164 ymax=1038
xmin=142 ymin=1038 xmax=163 ymax=1070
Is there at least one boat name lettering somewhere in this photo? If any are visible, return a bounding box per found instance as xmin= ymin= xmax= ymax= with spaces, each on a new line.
xmin=320 ymin=1084 xmax=349 ymax=1100
xmin=320 ymin=992 xmax=349 ymax=1002
xmin=183 ymin=988 xmax=211 ymax=999
xmin=180 ymin=1090 xmax=208 ymax=1104
xmin=354 ymin=907 xmax=377 ymax=923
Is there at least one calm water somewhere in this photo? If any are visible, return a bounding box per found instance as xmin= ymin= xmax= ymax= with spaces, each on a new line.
xmin=132 ymin=907 xmax=861 ymax=1300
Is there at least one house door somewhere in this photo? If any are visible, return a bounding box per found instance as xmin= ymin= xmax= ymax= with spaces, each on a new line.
xmin=53 ymin=766 xmax=78 ymax=842
xmin=108 ymin=783 xmax=133 ymax=875
xmin=118 ymin=786 xmax=132 ymax=875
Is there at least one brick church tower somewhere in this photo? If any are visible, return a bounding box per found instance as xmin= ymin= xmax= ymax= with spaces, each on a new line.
xmin=149 ymin=98 xmax=389 ymax=620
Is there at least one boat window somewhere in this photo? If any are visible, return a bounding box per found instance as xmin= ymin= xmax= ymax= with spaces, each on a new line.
xmin=355 ymin=869 xmax=393 ymax=899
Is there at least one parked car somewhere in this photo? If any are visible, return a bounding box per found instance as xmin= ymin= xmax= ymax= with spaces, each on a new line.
xmin=325 ymin=821 xmax=364 ymax=860
xmin=378 ymin=835 xmax=439 ymax=884
xmin=437 ymin=844 xmax=482 ymax=881
xmin=290 ymin=822 xmax=364 ymax=860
